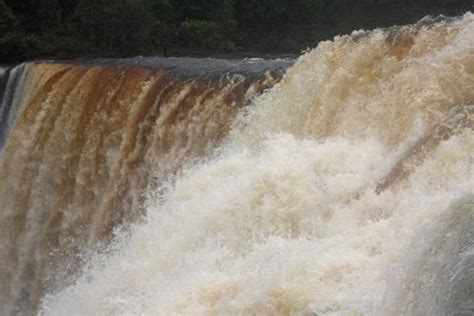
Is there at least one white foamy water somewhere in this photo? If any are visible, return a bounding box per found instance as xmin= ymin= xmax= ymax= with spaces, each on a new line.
xmin=39 ymin=14 xmax=474 ymax=315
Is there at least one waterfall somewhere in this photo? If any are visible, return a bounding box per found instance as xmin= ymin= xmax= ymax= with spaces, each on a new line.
xmin=1 ymin=13 xmax=474 ymax=316
xmin=0 ymin=58 xmax=290 ymax=314
xmin=0 ymin=64 xmax=26 ymax=149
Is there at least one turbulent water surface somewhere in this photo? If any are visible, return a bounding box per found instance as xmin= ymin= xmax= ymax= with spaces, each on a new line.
xmin=1 ymin=14 xmax=474 ymax=316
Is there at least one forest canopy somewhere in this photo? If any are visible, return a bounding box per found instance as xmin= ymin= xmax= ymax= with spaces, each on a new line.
xmin=1 ymin=0 xmax=473 ymax=62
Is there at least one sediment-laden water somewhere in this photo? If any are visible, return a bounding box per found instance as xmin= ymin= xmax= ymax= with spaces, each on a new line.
xmin=1 ymin=14 xmax=473 ymax=316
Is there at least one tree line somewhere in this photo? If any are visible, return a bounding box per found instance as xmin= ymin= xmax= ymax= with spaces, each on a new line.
xmin=1 ymin=0 xmax=472 ymax=62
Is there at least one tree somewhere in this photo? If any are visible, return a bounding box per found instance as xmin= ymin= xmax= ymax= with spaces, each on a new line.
xmin=1 ymin=0 xmax=473 ymax=62
xmin=74 ymin=0 xmax=154 ymax=56
xmin=0 ymin=0 xmax=26 ymax=61
xmin=178 ymin=0 xmax=239 ymax=51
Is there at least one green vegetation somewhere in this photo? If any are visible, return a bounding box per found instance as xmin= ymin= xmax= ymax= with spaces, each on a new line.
xmin=1 ymin=0 xmax=472 ymax=62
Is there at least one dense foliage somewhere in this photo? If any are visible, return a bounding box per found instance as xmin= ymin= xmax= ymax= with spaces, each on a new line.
xmin=1 ymin=0 xmax=472 ymax=62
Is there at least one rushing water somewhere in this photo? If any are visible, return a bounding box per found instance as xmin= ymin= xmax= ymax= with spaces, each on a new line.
xmin=2 ymin=14 xmax=474 ymax=315
xmin=0 ymin=58 xmax=289 ymax=314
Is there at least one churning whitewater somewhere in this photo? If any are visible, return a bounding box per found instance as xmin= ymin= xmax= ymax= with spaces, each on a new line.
xmin=5 ymin=14 xmax=474 ymax=315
